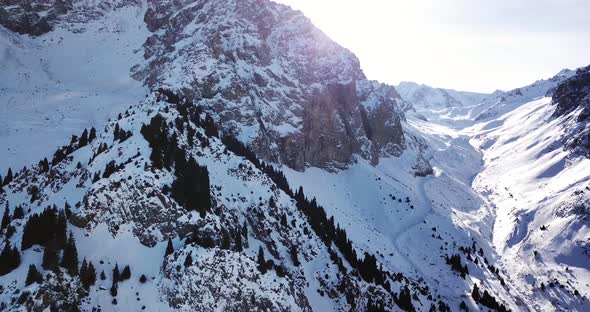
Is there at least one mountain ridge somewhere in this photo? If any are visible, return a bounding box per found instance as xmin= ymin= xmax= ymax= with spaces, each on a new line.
xmin=0 ymin=0 xmax=589 ymax=311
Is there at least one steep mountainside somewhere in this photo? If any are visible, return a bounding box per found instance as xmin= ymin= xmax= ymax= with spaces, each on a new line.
xmin=551 ymin=65 xmax=590 ymax=157
xmin=1 ymin=0 xmax=589 ymax=311
xmin=397 ymin=67 xmax=590 ymax=311
xmin=468 ymin=95 xmax=590 ymax=311
xmin=1 ymin=0 xmax=406 ymax=172
xmin=134 ymin=0 xmax=407 ymax=170
xmin=0 ymin=90 xmax=434 ymax=311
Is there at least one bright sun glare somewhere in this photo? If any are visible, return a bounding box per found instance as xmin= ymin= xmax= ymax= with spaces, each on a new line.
xmin=275 ymin=0 xmax=590 ymax=93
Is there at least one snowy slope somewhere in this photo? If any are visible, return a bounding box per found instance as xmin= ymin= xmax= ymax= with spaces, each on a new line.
xmin=283 ymin=70 xmax=590 ymax=311
xmin=2 ymin=89 xmax=439 ymax=311
xmin=284 ymin=118 xmax=523 ymax=311
xmin=398 ymin=70 xmax=576 ymax=129
xmin=468 ymin=95 xmax=590 ymax=311
xmin=0 ymin=4 xmax=149 ymax=170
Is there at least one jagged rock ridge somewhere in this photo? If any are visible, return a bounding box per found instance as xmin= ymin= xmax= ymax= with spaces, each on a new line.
xmin=135 ymin=0 xmax=407 ymax=170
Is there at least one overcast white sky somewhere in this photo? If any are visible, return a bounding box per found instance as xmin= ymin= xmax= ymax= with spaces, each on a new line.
xmin=275 ymin=0 xmax=590 ymax=93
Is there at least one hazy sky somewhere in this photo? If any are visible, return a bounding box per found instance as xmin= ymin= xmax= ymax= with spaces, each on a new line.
xmin=275 ymin=0 xmax=590 ymax=93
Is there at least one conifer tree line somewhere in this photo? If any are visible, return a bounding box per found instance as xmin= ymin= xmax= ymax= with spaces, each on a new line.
xmin=1 ymin=203 xmax=23 ymax=232
xmin=113 ymin=123 xmax=132 ymax=142
xmin=51 ymin=127 xmax=97 ymax=166
xmin=102 ymin=160 xmax=126 ymax=179
xmin=79 ymin=259 xmax=97 ymax=289
xmin=21 ymin=206 xmax=67 ymax=251
xmin=16 ymin=204 xmax=97 ymax=286
xmin=110 ymin=263 xmax=132 ymax=297
xmin=0 ymin=203 xmax=99 ymax=283
xmin=149 ymin=89 xmax=394 ymax=291
xmin=150 ymin=90 xmax=431 ymax=309
xmin=0 ymin=239 xmax=20 ymax=276
xmin=394 ymin=285 xmax=414 ymax=311
xmin=89 ymin=142 xmax=109 ymax=164
xmin=366 ymin=298 xmax=386 ymax=312
xmin=25 ymin=265 xmax=43 ymax=285
xmin=141 ymin=113 xmax=211 ymax=216
xmin=472 ymin=284 xmax=508 ymax=312
xmin=446 ymin=254 xmax=469 ymax=278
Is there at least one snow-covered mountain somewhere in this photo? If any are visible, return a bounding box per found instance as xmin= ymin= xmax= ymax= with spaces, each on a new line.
xmin=467 ymin=66 xmax=590 ymax=311
xmin=397 ymin=69 xmax=576 ymax=128
xmin=1 ymin=0 xmax=589 ymax=311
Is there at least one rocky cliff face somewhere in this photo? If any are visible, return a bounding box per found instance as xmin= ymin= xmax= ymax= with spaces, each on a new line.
xmin=0 ymin=0 xmax=142 ymax=35
xmin=1 ymin=0 xmax=409 ymax=172
xmin=551 ymin=65 xmax=590 ymax=157
xmin=134 ymin=0 xmax=407 ymax=171
xmin=0 ymin=0 xmax=66 ymax=35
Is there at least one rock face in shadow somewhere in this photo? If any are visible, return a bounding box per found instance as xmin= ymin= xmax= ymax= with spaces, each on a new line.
xmin=277 ymin=82 xmax=405 ymax=170
xmin=0 ymin=0 xmax=143 ymax=36
xmin=552 ymin=65 xmax=590 ymax=119
xmin=300 ymin=83 xmax=359 ymax=169
xmin=551 ymin=65 xmax=590 ymax=158
xmin=0 ymin=0 xmax=68 ymax=35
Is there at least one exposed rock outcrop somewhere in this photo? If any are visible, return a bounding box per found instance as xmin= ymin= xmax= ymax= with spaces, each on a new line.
xmin=551 ymin=65 xmax=590 ymax=157
xmin=135 ymin=0 xmax=407 ymax=171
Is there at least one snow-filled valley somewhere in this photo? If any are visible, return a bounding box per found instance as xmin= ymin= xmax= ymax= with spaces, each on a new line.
xmin=1 ymin=0 xmax=589 ymax=311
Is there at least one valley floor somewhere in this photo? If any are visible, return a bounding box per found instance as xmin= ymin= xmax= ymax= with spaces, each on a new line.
xmin=287 ymin=96 xmax=590 ymax=311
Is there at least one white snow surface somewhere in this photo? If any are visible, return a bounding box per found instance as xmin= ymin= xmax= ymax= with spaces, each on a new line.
xmin=0 ymin=4 xmax=149 ymax=170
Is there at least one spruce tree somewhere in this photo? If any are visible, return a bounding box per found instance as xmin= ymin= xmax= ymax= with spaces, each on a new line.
xmin=64 ymin=202 xmax=72 ymax=219
xmin=396 ymin=285 xmax=414 ymax=311
xmin=113 ymin=123 xmax=120 ymax=141
xmin=80 ymin=258 xmax=88 ymax=282
xmin=3 ymin=168 xmax=12 ymax=186
xmin=79 ymin=129 xmax=89 ymax=147
xmin=121 ymin=265 xmax=131 ymax=280
xmin=87 ymin=261 xmax=97 ymax=286
xmin=165 ymin=238 xmax=174 ymax=257
xmin=39 ymin=158 xmax=49 ymax=173
xmin=42 ymin=238 xmax=59 ymax=271
xmin=56 ymin=211 xmax=68 ymax=249
xmin=61 ymin=232 xmax=79 ymax=276
xmin=257 ymin=246 xmax=267 ymax=274
xmin=79 ymin=259 xmax=97 ymax=289
xmin=12 ymin=205 xmax=24 ymax=220
xmin=110 ymin=283 xmax=118 ymax=297
xmin=234 ymin=230 xmax=243 ymax=252
xmin=89 ymin=127 xmax=97 ymax=143
xmin=0 ymin=242 xmax=9 ymax=275
xmin=0 ymin=241 xmax=20 ymax=275
xmin=221 ymin=229 xmax=230 ymax=250
xmin=1 ymin=204 xmax=10 ymax=231
xmin=25 ymin=264 xmax=43 ymax=286
xmin=184 ymin=253 xmax=193 ymax=267
xmin=100 ymin=270 xmax=106 ymax=280
xmin=113 ymin=264 xmax=120 ymax=283
xmin=29 ymin=185 xmax=40 ymax=203
xmin=242 ymin=221 xmax=249 ymax=248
